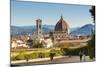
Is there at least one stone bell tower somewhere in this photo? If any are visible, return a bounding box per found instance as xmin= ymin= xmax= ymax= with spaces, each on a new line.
xmin=36 ymin=19 xmax=42 ymax=39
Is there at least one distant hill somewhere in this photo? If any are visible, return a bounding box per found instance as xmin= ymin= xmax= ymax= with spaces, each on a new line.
xmin=11 ymin=24 xmax=94 ymax=36
xmin=69 ymin=27 xmax=80 ymax=32
xmin=11 ymin=25 xmax=55 ymax=36
xmin=70 ymin=24 xmax=94 ymax=36
xmin=11 ymin=26 xmax=35 ymax=36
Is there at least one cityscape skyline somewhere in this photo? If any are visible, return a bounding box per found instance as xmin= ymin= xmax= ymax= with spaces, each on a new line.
xmin=11 ymin=0 xmax=93 ymax=27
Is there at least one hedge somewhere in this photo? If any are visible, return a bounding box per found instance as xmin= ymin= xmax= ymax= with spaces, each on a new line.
xmin=61 ymin=46 xmax=88 ymax=56
xmin=11 ymin=49 xmax=63 ymax=61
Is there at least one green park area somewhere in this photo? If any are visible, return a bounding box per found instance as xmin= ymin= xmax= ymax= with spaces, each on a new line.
xmin=11 ymin=43 xmax=91 ymax=61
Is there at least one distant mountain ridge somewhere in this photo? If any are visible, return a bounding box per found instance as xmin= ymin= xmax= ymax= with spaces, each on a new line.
xmin=70 ymin=24 xmax=94 ymax=36
xmin=11 ymin=24 xmax=94 ymax=36
xmin=11 ymin=25 xmax=55 ymax=36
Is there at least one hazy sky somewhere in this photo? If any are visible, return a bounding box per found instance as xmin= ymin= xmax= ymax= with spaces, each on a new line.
xmin=11 ymin=0 xmax=93 ymax=27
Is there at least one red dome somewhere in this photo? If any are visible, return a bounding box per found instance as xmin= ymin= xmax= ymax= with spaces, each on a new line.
xmin=55 ymin=16 xmax=69 ymax=32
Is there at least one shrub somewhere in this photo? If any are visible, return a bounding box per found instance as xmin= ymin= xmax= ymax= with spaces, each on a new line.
xmin=61 ymin=46 xmax=88 ymax=56
xmin=14 ymin=54 xmax=25 ymax=60
xmin=29 ymin=53 xmax=38 ymax=59
xmin=55 ymin=50 xmax=63 ymax=56
xmin=49 ymin=49 xmax=63 ymax=56
xmin=88 ymin=47 xmax=95 ymax=59
xmin=11 ymin=56 xmax=17 ymax=61
xmin=87 ymin=34 xmax=95 ymax=59
xmin=38 ymin=52 xmax=45 ymax=58
xmin=33 ymin=42 xmax=44 ymax=48
xmin=11 ymin=48 xmax=63 ymax=61
xmin=44 ymin=52 xmax=50 ymax=57
xmin=24 ymin=54 xmax=31 ymax=61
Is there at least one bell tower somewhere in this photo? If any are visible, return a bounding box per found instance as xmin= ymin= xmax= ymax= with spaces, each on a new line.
xmin=36 ymin=19 xmax=42 ymax=39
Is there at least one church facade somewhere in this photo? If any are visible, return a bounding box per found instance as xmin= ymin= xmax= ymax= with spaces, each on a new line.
xmin=49 ymin=15 xmax=70 ymax=43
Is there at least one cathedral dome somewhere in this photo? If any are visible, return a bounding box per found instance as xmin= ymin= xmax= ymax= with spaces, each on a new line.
xmin=55 ymin=15 xmax=69 ymax=32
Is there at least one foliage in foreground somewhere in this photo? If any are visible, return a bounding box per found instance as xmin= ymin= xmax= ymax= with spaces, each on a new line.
xmin=11 ymin=46 xmax=89 ymax=61
xmin=11 ymin=49 xmax=62 ymax=61
xmin=61 ymin=46 xmax=88 ymax=56
xmin=87 ymin=34 xmax=95 ymax=59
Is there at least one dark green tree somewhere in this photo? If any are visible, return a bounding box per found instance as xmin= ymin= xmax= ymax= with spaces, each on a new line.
xmin=26 ymin=39 xmax=33 ymax=48
xmin=88 ymin=6 xmax=95 ymax=59
xmin=89 ymin=6 xmax=95 ymax=23
xmin=33 ymin=42 xmax=44 ymax=48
